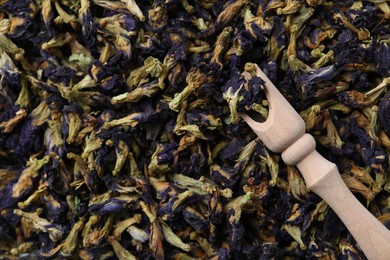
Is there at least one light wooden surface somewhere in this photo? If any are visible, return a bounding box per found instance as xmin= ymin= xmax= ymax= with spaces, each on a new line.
xmin=298 ymin=150 xmax=390 ymax=260
xmin=241 ymin=68 xmax=305 ymax=153
xmin=241 ymin=64 xmax=390 ymax=260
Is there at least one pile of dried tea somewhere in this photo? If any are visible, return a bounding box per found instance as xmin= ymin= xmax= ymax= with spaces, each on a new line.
xmin=1 ymin=0 xmax=390 ymax=259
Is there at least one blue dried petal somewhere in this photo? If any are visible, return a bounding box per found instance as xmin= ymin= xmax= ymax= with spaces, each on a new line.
xmin=122 ymin=15 xmax=138 ymax=31
xmin=375 ymin=42 xmax=390 ymax=76
xmin=76 ymin=201 xmax=88 ymax=217
xmin=332 ymin=42 xmax=358 ymax=68
xmin=0 ymin=69 xmax=22 ymax=101
xmin=38 ymin=233 xmax=59 ymax=255
xmin=227 ymin=209 xmax=245 ymax=255
xmin=297 ymin=47 xmax=313 ymax=63
xmin=81 ymin=12 xmax=98 ymax=55
xmin=219 ymin=138 xmax=247 ymax=161
xmin=85 ymin=170 xmax=99 ymax=193
xmin=0 ymin=217 xmax=17 ymax=242
xmin=337 ymin=29 xmax=355 ymax=44
xmin=346 ymin=5 xmax=378 ymax=29
xmin=323 ymin=210 xmax=344 ymax=240
xmin=134 ymin=111 xmax=159 ymax=124
xmin=270 ymin=16 xmax=286 ymax=49
xmin=308 ymin=28 xmax=323 ymax=46
xmin=237 ymin=76 xmax=265 ymax=113
xmin=243 ymin=243 xmax=280 ymax=259
xmin=41 ymin=192 xmax=67 ymax=221
xmin=96 ymin=145 xmax=116 ymax=172
xmin=175 ymin=148 xmax=208 ymax=177
xmin=156 ymin=184 xmax=173 ymax=202
xmin=89 ymin=198 xmax=125 ymax=215
xmin=276 ymin=75 xmax=300 ymax=106
xmin=222 ymin=74 xmax=245 ymax=93
xmin=43 ymin=64 xmax=78 ymax=85
xmin=211 ymin=165 xmax=240 ymax=188
xmin=0 ymin=0 xmax=32 ymax=14
xmin=157 ymin=143 xmax=178 ymax=164
xmin=217 ymin=248 xmax=230 ymax=259
xmin=135 ymin=177 xmax=156 ymax=205
xmin=356 ymin=41 xmax=375 ymax=63
xmin=0 ymin=207 xmax=21 ymax=226
xmin=379 ymin=92 xmax=390 ymax=136
xmin=0 ymin=98 xmax=19 ymax=122
xmin=99 ymin=74 xmax=128 ymax=95
xmin=353 ymin=71 xmax=371 ymax=91
xmin=186 ymin=111 xmax=217 ymax=129
xmin=285 ymin=203 xmax=308 ymax=225
xmin=14 ymin=119 xmax=44 ymax=159
xmin=182 ymin=206 xmax=208 ymax=230
xmin=8 ymin=14 xmax=36 ymax=41
xmin=45 ymin=94 xmax=67 ymax=111
xmin=249 ymin=24 xmax=269 ymax=43
xmin=349 ymin=124 xmax=387 ymax=170
xmin=159 ymin=192 xmax=202 ymax=218
xmin=298 ymin=65 xmax=337 ymax=85
xmin=261 ymin=60 xmax=278 ymax=83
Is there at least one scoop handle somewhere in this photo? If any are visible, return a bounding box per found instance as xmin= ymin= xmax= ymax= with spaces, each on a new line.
xmin=283 ymin=135 xmax=390 ymax=260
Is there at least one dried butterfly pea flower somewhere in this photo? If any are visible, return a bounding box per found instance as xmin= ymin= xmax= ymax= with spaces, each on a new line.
xmin=283 ymin=224 xmax=307 ymax=250
xmin=210 ymin=164 xmax=242 ymax=188
xmin=80 ymin=215 xmax=99 ymax=245
xmin=379 ymin=91 xmax=390 ymax=136
xmin=42 ymin=218 xmax=85 ymax=257
xmin=137 ymin=201 xmax=164 ymax=259
xmin=1 ymin=0 xmax=390 ymax=258
xmin=78 ymin=245 xmax=114 ymax=260
xmin=113 ymin=214 xmax=142 ymax=239
xmin=14 ymin=208 xmax=64 ymax=243
xmin=0 ymin=108 xmax=27 ymax=134
xmin=288 ymin=12 xmax=315 ymax=59
xmin=278 ymin=0 xmax=304 ymax=15
xmin=349 ymin=112 xmax=387 ymax=169
xmin=333 ymin=13 xmax=371 ymax=41
xmin=126 ymin=56 xmax=164 ymax=87
xmin=190 ymin=230 xmax=217 ymax=257
xmin=0 ymin=168 xmax=17 ymax=196
xmin=207 ymin=0 xmax=250 ymax=36
xmin=171 ymin=174 xmax=231 ymax=198
xmin=148 ymin=4 xmax=168 ymax=31
xmin=159 ymin=218 xmax=191 ymax=252
xmin=314 ymin=110 xmax=344 ymax=151
xmin=243 ymin=5 xmax=273 ymax=41
xmin=161 ymin=189 xmax=203 ymax=220
xmin=67 ymin=152 xmax=98 ymax=192
xmin=8 ymin=241 xmax=35 ymax=257
xmin=182 ymin=205 xmax=208 ymax=230
xmin=209 ymin=26 xmax=233 ymax=69
xmin=127 ymin=225 xmax=149 ymax=243
xmin=122 ymin=0 xmax=145 ymax=21
xmin=374 ymin=39 xmax=390 ymax=76
xmin=286 ymin=166 xmax=310 ymax=201
xmin=112 ymin=81 xmax=161 ymax=104
xmin=107 ymin=236 xmax=137 ymax=260
xmin=169 ymin=69 xmax=207 ymax=112
xmin=10 ymin=156 xmax=50 ymax=199
xmin=62 ymin=102 xmax=83 ymax=144
xmin=83 ymin=215 xmax=114 ymax=248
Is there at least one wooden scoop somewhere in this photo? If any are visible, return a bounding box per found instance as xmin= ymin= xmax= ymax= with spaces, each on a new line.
xmin=241 ymin=64 xmax=390 ymax=260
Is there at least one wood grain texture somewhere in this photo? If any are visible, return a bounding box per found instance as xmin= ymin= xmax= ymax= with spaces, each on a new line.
xmin=241 ymin=68 xmax=305 ymax=153
xmin=297 ymin=150 xmax=390 ymax=260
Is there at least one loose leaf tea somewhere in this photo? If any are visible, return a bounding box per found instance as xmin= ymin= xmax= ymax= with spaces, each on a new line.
xmin=0 ymin=0 xmax=390 ymax=259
